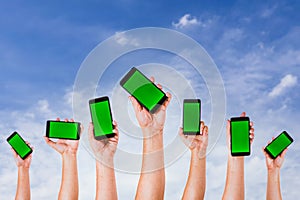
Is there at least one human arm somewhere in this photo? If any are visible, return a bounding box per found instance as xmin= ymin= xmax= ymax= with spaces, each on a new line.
xmin=88 ymin=121 xmax=119 ymax=200
xmin=263 ymin=141 xmax=287 ymax=200
xmin=222 ymin=112 xmax=254 ymax=200
xmin=179 ymin=121 xmax=208 ymax=200
xmin=44 ymin=118 xmax=80 ymax=200
xmin=131 ymin=77 xmax=172 ymax=200
xmin=12 ymin=143 xmax=33 ymax=200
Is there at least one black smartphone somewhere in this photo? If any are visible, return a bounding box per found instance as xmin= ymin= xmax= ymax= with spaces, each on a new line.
xmin=89 ymin=96 xmax=115 ymax=140
xmin=120 ymin=67 xmax=168 ymax=114
xmin=230 ymin=117 xmax=250 ymax=156
xmin=264 ymin=131 xmax=293 ymax=159
xmin=46 ymin=120 xmax=81 ymax=140
xmin=7 ymin=132 xmax=33 ymax=160
xmin=183 ymin=99 xmax=201 ymax=135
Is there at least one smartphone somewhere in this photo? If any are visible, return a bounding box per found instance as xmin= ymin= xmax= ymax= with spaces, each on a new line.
xmin=7 ymin=132 xmax=33 ymax=160
xmin=230 ymin=117 xmax=250 ymax=156
xmin=89 ymin=96 xmax=115 ymax=140
xmin=264 ymin=131 xmax=293 ymax=159
xmin=46 ymin=120 xmax=81 ymax=140
xmin=183 ymin=99 xmax=201 ymax=135
xmin=120 ymin=67 xmax=168 ymax=113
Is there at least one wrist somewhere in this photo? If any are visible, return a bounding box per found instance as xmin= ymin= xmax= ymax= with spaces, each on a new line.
xmin=96 ymin=158 xmax=114 ymax=169
xmin=191 ymin=148 xmax=207 ymax=161
xmin=18 ymin=166 xmax=30 ymax=171
xmin=62 ymin=151 xmax=77 ymax=159
xmin=142 ymin=127 xmax=163 ymax=138
xmin=268 ymin=167 xmax=280 ymax=174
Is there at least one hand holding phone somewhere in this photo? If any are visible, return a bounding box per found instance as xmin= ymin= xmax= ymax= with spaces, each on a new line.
xmin=44 ymin=118 xmax=81 ymax=155
xmin=89 ymin=96 xmax=114 ymax=140
xmin=7 ymin=132 xmax=33 ymax=161
xmin=264 ymin=131 xmax=293 ymax=159
xmin=230 ymin=116 xmax=251 ymax=156
xmin=120 ymin=67 xmax=168 ymax=114
xmin=129 ymin=85 xmax=171 ymax=136
xmin=183 ymin=99 xmax=201 ymax=135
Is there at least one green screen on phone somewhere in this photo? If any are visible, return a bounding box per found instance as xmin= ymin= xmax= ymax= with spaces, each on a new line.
xmin=231 ymin=117 xmax=250 ymax=156
xmin=89 ymin=97 xmax=114 ymax=139
xmin=46 ymin=121 xmax=80 ymax=140
xmin=265 ymin=131 xmax=293 ymax=159
xmin=120 ymin=68 xmax=167 ymax=113
xmin=183 ymin=99 xmax=201 ymax=135
xmin=7 ymin=132 xmax=32 ymax=159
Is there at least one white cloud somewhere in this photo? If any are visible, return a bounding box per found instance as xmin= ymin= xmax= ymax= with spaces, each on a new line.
xmin=114 ymin=31 xmax=140 ymax=46
xmin=269 ymin=74 xmax=298 ymax=98
xmin=172 ymin=14 xmax=199 ymax=29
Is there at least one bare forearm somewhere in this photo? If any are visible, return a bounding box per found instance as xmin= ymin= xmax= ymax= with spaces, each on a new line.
xmin=59 ymin=153 xmax=78 ymax=200
xmin=222 ymin=156 xmax=244 ymax=200
xmin=15 ymin=167 xmax=30 ymax=200
xmin=267 ymin=169 xmax=282 ymax=200
xmin=182 ymin=151 xmax=206 ymax=200
xmin=95 ymin=160 xmax=117 ymax=200
xmin=136 ymin=130 xmax=165 ymax=200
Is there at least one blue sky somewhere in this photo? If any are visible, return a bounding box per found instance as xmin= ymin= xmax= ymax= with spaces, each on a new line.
xmin=0 ymin=0 xmax=299 ymax=199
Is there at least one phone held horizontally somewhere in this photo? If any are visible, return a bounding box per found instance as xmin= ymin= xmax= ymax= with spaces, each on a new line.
xmin=46 ymin=120 xmax=81 ymax=140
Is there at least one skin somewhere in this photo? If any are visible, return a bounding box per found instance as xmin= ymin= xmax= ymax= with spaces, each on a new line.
xmin=179 ymin=121 xmax=209 ymax=200
xmin=263 ymin=140 xmax=288 ymax=200
xmin=131 ymin=77 xmax=172 ymax=200
xmin=88 ymin=121 xmax=119 ymax=200
xmin=12 ymin=143 xmax=33 ymax=200
xmin=44 ymin=118 xmax=80 ymax=200
xmin=222 ymin=112 xmax=255 ymax=200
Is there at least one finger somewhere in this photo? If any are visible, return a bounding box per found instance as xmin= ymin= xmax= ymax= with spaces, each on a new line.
xmin=64 ymin=118 xmax=68 ymax=122
xmin=88 ymin=122 xmax=94 ymax=139
xmin=43 ymin=136 xmax=56 ymax=149
xmin=150 ymin=76 xmax=155 ymax=83
xmin=70 ymin=118 xmax=74 ymax=122
xmin=56 ymin=117 xmax=60 ymax=121
xmin=226 ymin=119 xmax=230 ymax=136
xmin=163 ymin=92 xmax=172 ymax=108
xmin=250 ymin=121 xmax=254 ymax=127
xmin=113 ymin=120 xmax=118 ymax=129
xmin=240 ymin=112 xmax=246 ymax=117
xmin=157 ymin=83 xmax=162 ymax=90
xmin=250 ymin=127 xmax=254 ymax=134
xmin=80 ymin=124 xmax=84 ymax=136
xmin=129 ymin=96 xmax=142 ymax=113
xmin=250 ymin=133 xmax=254 ymax=139
xmin=200 ymin=121 xmax=204 ymax=133
xmin=203 ymin=126 xmax=209 ymax=136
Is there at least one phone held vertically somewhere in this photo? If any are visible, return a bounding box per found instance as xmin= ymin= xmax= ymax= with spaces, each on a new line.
xmin=46 ymin=120 xmax=81 ymax=140
xmin=89 ymin=96 xmax=115 ymax=140
xmin=230 ymin=117 xmax=250 ymax=156
xmin=7 ymin=131 xmax=33 ymax=160
xmin=264 ymin=131 xmax=293 ymax=159
xmin=120 ymin=67 xmax=168 ymax=114
xmin=183 ymin=99 xmax=201 ymax=135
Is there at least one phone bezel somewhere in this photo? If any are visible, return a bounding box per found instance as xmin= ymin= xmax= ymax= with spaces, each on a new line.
xmin=120 ymin=67 xmax=168 ymax=114
xmin=183 ymin=99 xmax=201 ymax=135
xmin=230 ymin=117 xmax=250 ymax=156
xmin=46 ymin=120 xmax=81 ymax=140
xmin=7 ymin=131 xmax=33 ymax=160
xmin=89 ymin=96 xmax=115 ymax=140
xmin=264 ymin=131 xmax=293 ymax=159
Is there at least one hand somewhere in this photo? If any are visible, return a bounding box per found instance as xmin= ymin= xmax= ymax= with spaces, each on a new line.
xmin=263 ymin=140 xmax=287 ymax=171
xmin=88 ymin=121 xmax=119 ymax=161
xmin=129 ymin=76 xmax=172 ymax=136
xmin=179 ymin=121 xmax=209 ymax=159
xmin=226 ymin=112 xmax=254 ymax=153
xmin=44 ymin=118 xmax=82 ymax=155
xmin=11 ymin=142 xmax=33 ymax=169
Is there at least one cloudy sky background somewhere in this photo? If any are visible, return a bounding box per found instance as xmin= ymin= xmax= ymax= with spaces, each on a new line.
xmin=0 ymin=0 xmax=299 ymax=199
